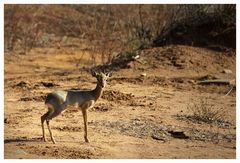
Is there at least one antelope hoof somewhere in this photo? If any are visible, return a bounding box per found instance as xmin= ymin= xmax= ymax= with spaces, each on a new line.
xmin=51 ymin=139 xmax=56 ymax=144
xmin=42 ymin=137 xmax=47 ymax=142
xmin=84 ymin=138 xmax=89 ymax=143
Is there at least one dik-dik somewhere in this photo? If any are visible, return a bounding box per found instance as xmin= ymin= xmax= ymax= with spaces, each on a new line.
xmin=41 ymin=71 xmax=110 ymax=144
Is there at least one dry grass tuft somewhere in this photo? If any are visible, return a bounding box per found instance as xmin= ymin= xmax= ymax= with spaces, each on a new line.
xmin=186 ymin=98 xmax=228 ymax=125
xmin=176 ymin=98 xmax=231 ymax=128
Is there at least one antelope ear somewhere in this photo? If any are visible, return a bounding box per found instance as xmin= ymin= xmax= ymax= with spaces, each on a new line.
xmin=106 ymin=72 xmax=112 ymax=77
xmin=91 ymin=70 xmax=98 ymax=77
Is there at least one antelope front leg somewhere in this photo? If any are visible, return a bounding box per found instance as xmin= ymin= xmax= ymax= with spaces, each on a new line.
xmin=41 ymin=120 xmax=46 ymax=142
xmin=46 ymin=120 xmax=56 ymax=144
xmin=81 ymin=108 xmax=89 ymax=143
xmin=41 ymin=112 xmax=49 ymax=142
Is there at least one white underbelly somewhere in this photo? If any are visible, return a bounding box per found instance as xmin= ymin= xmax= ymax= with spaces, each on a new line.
xmin=62 ymin=103 xmax=81 ymax=113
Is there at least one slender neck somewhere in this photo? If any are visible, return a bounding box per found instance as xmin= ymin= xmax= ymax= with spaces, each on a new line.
xmin=92 ymin=82 xmax=103 ymax=101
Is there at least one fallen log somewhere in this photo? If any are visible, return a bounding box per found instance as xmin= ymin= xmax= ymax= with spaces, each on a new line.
xmin=198 ymin=79 xmax=236 ymax=96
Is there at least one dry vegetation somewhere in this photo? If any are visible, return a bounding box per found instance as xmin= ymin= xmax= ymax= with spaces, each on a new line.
xmin=4 ymin=4 xmax=236 ymax=159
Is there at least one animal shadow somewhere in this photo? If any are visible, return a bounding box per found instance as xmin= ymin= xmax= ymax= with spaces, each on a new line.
xmin=4 ymin=137 xmax=42 ymax=144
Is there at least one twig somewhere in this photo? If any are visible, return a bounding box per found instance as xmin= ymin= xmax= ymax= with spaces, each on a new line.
xmin=225 ymin=86 xmax=234 ymax=96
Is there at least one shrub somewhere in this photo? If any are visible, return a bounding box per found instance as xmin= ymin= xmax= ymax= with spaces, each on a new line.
xmin=187 ymin=98 xmax=227 ymax=124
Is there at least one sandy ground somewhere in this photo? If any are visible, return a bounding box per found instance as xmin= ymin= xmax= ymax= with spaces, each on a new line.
xmin=4 ymin=45 xmax=236 ymax=159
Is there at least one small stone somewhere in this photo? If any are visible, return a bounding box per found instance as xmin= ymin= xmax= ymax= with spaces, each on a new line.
xmin=140 ymin=73 xmax=147 ymax=77
xmin=189 ymin=80 xmax=196 ymax=84
xmin=222 ymin=69 xmax=232 ymax=74
xmin=15 ymin=149 xmax=27 ymax=155
xmin=133 ymin=55 xmax=140 ymax=60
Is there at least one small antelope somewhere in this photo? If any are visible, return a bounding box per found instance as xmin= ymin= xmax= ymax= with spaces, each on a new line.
xmin=41 ymin=71 xmax=110 ymax=144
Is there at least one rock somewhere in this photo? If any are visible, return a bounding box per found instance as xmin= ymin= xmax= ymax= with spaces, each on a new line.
xmin=41 ymin=81 xmax=59 ymax=87
xmin=15 ymin=81 xmax=30 ymax=89
xmin=151 ymin=134 xmax=166 ymax=142
xmin=222 ymin=69 xmax=232 ymax=74
xmin=168 ymin=130 xmax=190 ymax=139
xmin=4 ymin=118 xmax=9 ymax=124
xmin=140 ymin=73 xmax=147 ymax=77
xmin=15 ymin=149 xmax=27 ymax=155
xmin=34 ymin=67 xmax=46 ymax=73
xmin=189 ymin=80 xmax=196 ymax=84
xmin=133 ymin=55 xmax=140 ymax=60
xmin=229 ymin=79 xmax=236 ymax=86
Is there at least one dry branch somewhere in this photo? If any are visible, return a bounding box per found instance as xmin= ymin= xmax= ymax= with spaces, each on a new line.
xmin=225 ymin=86 xmax=234 ymax=96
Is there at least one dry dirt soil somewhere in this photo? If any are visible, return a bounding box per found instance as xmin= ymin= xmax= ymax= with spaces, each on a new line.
xmin=4 ymin=44 xmax=236 ymax=159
